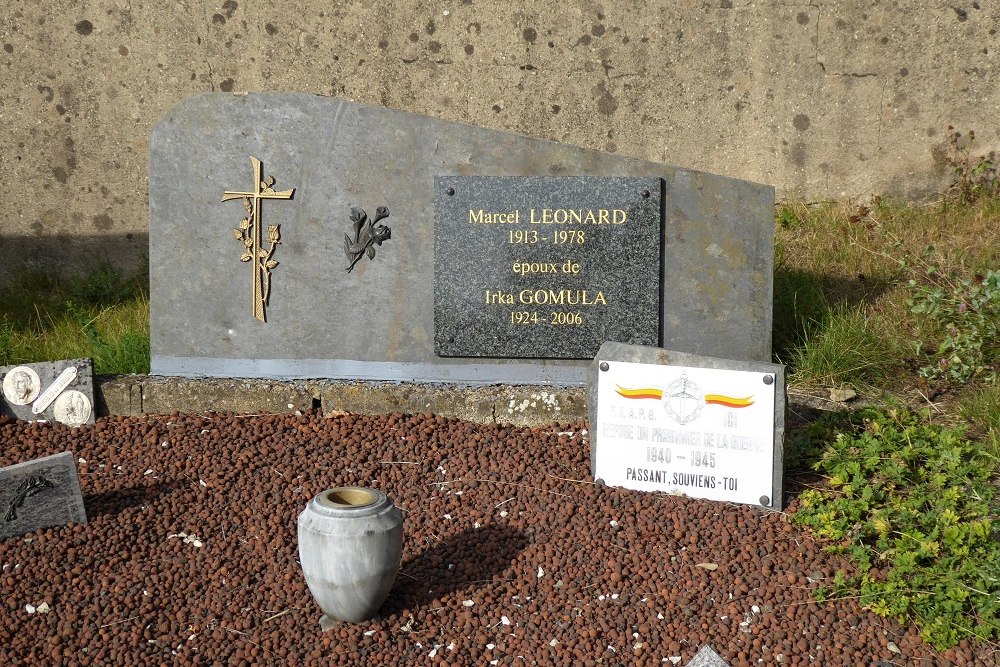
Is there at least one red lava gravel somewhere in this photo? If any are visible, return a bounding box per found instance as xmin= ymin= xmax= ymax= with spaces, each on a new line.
xmin=0 ymin=410 xmax=997 ymax=666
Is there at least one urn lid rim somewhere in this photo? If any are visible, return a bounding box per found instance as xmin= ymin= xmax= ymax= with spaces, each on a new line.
xmin=309 ymin=487 xmax=392 ymax=516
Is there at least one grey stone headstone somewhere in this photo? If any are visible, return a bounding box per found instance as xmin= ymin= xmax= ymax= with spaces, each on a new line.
xmin=587 ymin=342 xmax=785 ymax=510
xmin=434 ymin=176 xmax=662 ymax=358
xmin=0 ymin=359 xmax=96 ymax=426
xmin=0 ymin=452 xmax=87 ymax=540
xmin=150 ymin=93 xmax=774 ymax=385
xmin=686 ymin=645 xmax=731 ymax=667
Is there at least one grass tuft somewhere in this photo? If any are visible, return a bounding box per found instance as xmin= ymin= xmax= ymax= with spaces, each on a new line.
xmin=786 ymin=305 xmax=902 ymax=391
xmin=959 ymin=380 xmax=1000 ymax=456
xmin=0 ymin=264 xmax=149 ymax=375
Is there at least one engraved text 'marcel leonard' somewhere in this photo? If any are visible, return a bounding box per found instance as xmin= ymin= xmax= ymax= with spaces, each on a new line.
xmin=467 ymin=209 xmax=628 ymax=225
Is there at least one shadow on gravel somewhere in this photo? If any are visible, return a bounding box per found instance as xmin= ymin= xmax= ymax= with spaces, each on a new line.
xmin=381 ymin=526 xmax=530 ymax=615
xmin=84 ymin=482 xmax=178 ymax=520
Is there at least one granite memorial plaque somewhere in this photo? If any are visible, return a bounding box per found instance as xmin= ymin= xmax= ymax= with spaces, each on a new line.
xmin=150 ymin=94 xmax=774 ymax=385
xmin=0 ymin=359 xmax=96 ymax=426
xmin=0 ymin=452 xmax=87 ymax=540
xmin=687 ymin=646 xmax=731 ymax=667
xmin=587 ymin=342 xmax=784 ymax=509
xmin=434 ymin=176 xmax=661 ymax=358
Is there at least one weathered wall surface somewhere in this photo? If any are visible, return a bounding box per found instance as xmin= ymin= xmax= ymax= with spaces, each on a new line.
xmin=0 ymin=1 xmax=994 ymax=283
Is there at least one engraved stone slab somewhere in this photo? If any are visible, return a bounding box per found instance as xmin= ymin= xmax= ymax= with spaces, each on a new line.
xmin=0 ymin=359 xmax=96 ymax=425
xmin=150 ymin=94 xmax=774 ymax=385
xmin=434 ymin=176 xmax=661 ymax=358
xmin=588 ymin=342 xmax=785 ymax=509
xmin=0 ymin=452 xmax=87 ymax=540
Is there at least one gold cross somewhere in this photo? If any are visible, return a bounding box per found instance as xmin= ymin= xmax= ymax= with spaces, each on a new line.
xmin=223 ymin=156 xmax=295 ymax=322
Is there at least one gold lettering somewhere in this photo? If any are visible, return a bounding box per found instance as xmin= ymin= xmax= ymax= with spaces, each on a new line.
xmin=485 ymin=290 xmax=514 ymax=304
xmin=517 ymin=289 xmax=607 ymax=306
xmin=470 ymin=209 xmax=520 ymax=224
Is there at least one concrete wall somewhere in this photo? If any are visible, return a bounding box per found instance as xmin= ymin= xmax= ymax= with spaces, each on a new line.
xmin=1 ymin=1 xmax=995 ymax=283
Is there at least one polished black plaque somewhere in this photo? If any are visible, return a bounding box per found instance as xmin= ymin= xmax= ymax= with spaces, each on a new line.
xmin=434 ymin=176 xmax=662 ymax=358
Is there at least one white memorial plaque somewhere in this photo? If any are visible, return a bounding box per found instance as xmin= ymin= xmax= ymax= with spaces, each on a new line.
xmin=595 ymin=360 xmax=777 ymax=506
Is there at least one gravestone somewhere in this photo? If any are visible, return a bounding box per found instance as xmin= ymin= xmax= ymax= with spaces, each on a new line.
xmin=0 ymin=452 xmax=87 ymax=539
xmin=587 ymin=342 xmax=784 ymax=509
xmin=150 ymin=93 xmax=774 ymax=385
xmin=0 ymin=359 xmax=96 ymax=426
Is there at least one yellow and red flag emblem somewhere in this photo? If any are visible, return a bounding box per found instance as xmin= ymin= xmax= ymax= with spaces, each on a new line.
xmin=615 ymin=385 xmax=663 ymax=400
xmin=704 ymin=394 xmax=754 ymax=408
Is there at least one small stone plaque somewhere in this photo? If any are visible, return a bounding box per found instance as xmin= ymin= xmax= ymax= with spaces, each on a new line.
xmin=0 ymin=359 xmax=96 ymax=426
xmin=687 ymin=645 xmax=731 ymax=667
xmin=0 ymin=452 xmax=87 ymax=540
xmin=588 ymin=342 xmax=784 ymax=509
xmin=434 ymin=176 xmax=662 ymax=358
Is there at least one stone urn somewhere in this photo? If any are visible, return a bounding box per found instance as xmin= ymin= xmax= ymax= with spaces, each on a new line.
xmin=297 ymin=487 xmax=404 ymax=625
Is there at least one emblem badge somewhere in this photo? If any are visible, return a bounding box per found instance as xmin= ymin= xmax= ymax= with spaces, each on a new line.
xmin=662 ymin=372 xmax=703 ymax=425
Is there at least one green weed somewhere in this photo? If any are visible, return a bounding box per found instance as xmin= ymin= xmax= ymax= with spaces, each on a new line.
xmin=945 ymin=127 xmax=1000 ymax=204
xmin=907 ymin=261 xmax=1000 ymax=384
xmin=791 ymin=409 xmax=1000 ymax=649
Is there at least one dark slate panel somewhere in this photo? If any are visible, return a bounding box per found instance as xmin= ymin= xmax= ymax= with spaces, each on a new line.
xmin=434 ymin=176 xmax=661 ymax=358
xmin=0 ymin=452 xmax=87 ymax=540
